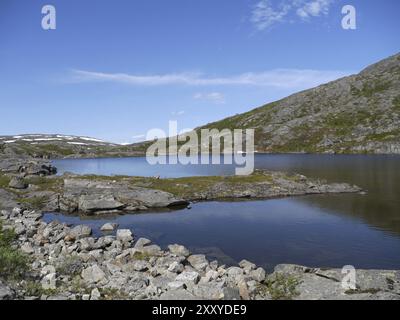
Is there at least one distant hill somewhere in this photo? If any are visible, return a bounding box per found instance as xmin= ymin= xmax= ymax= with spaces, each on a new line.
xmin=199 ymin=53 xmax=400 ymax=154
xmin=0 ymin=134 xmax=145 ymax=159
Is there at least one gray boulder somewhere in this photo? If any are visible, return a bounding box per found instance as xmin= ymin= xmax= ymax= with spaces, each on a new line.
xmin=187 ymin=254 xmax=209 ymax=271
xmin=100 ymin=223 xmax=118 ymax=232
xmin=69 ymin=225 xmax=92 ymax=240
xmin=168 ymin=244 xmax=190 ymax=257
xmin=9 ymin=176 xmax=27 ymax=189
xmin=116 ymin=229 xmax=133 ymax=243
xmin=0 ymin=282 xmax=14 ymax=300
xmin=81 ymin=265 xmax=106 ymax=284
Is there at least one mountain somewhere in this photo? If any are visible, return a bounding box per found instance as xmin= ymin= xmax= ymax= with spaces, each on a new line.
xmin=0 ymin=134 xmax=145 ymax=159
xmin=199 ymin=53 xmax=400 ymax=154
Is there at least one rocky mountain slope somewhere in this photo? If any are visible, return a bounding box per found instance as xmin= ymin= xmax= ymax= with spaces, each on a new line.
xmin=199 ymin=53 xmax=400 ymax=154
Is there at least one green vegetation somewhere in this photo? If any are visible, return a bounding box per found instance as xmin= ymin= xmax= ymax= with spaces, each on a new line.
xmin=0 ymin=173 xmax=11 ymax=188
xmin=16 ymin=143 xmax=76 ymax=158
xmin=76 ymin=170 xmax=280 ymax=198
xmin=345 ymin=288 xmax=381 ymax=295
xmin=366 ymin=129 xmax=400 ymax=142
xmin=351 ymin=80 xmax=391 ymax=98
xmin=393 ymin=95 xmax=400 ymax=111
xmin=0 ymin=222 xmax=29 ymax=280
xmin=202 ymin=101 xmax=279 ymax=131
xmin=56 ymin=256 xmax=83 ymax=277
xmin=23 ymin=281 xmax=59 ymax=296
xmin=99 ymin=287 xmax=128 ymax=300
xmin=258 ymin=273 xmax=301 ymax=300
xmin=24 ymin=176 xmax=62 ymax=192
xmin=131 ymin=251 xmax=153 ymax=261
xmin=17 ymin=196 xmax=49 ymax=210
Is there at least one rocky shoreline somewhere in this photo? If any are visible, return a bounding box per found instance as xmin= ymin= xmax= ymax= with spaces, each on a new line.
xmin=1 ymin=157 xmax=399 ymax=301
xmin=1 ymin=206 xmax=399 ymax=301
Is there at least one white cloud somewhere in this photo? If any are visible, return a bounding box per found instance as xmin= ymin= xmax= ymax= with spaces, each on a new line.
xmin=251 ymin=0 xmax=291 ymax=31
xmin=132 ymin=134 xmax=145 ymax=139
xmin=296 ymin=0 xmax=333 ymax=19
xmin=171 ymin=110 xmax=185 ymax=116
xmin=250 ymin=0 xmax=335 ymax=30
xmin=71 ymin=68 xmax=350 ymax=89
xmin=194 ymin=92 xmax=226 ymax=104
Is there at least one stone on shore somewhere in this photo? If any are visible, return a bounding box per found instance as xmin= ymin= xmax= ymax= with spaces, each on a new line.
xmin=116 ymin=229 xmax=133 ymax=243
xmin=69 ymin=225 xmax=92 ymax=240
xmin=100 ymin=223 xmax=118 ymax=232
xmin=168 ymin=244 xmax=190 ymax=257
xmin=81 ymin=265 xmax=106 ymax=284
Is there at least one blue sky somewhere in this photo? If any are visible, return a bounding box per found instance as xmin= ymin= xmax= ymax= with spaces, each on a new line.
xmin=0 ymin=0 xmax=399 ymax=143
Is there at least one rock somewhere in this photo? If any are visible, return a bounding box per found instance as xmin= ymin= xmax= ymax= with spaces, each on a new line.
xmin=100 ymin=223 xmax=118 ymax=232
xmin=0 ymin=282 xmax=14 ymax=300
xmin=90 ymin=288 xmax=101 ymax=300
xmin=132 ymin=260 xmax=149 ymax=272
xmin=138 ymin=244 xmax=162 ymax=256
xmin=168 ymin=281 xmax=186 ymax=290
xmin=226 ymin=267 xmax=244 ymax=279
xmin=41 ymin=273 xmax=57 ymax=290
xmin=134 ymin=238 xmax=152 ymax=248
xmin=9 ymin=176 xmax=28 ymax=189
xmin=250 ymin=267 xmax=266 ymax=282
xmin=188 ymin=282 xmax=225 ymax=300
xmin=200 ymin=270 xmax=219 ymax=283
xmin=187 ymin=254 xmax=209 ymax=271
xmin=238 ymin=279 xmax=250 ymax=300
xmin=69 ymin=225 xmax=92 ymax=240
xmin=78 ymin=195 xmax=125 ymax=213
xmin=168 ymin=261 xmax=184 ymax=273
xmin=81 ymin=265 xmax=106 ymax=284
xmin=168 ymin=244 xmax=190 ymax=257
xmin=82 ymin=294 xmax=90 ymax=300
xmin=175 ymin=271 xmax=200 ymax=286
xmin=159 ymin=289 xmax=197 ymax=300
xmin=222 ymin=287 xmax=241 ymax=300
xmin=41 ymin=265 xmax=56 ymax=276
xmin=239 ymin=259 xmax=256 ymax=272
xmin=20 ymin=242 xmax=35 ymax=254
xmin=116 ymin=229 xmax=133 ymax=243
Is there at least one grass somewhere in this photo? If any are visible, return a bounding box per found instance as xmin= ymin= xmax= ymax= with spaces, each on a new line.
xmin=99 ymin=287 xmax=129 ymax=300
xmin=258 ymin=273 xmax=301 ymax=300
xmin=75 ymin=170 xmax=279 ymax=199
xmin=16 ymin=196 xmax=49 ymax=210
xmin=351 ymin=80 xmax=391 ymax=98
xmin=393 ymin=95 xmax=400 ymax=112
xmin=366 ymin=129 xmax=400 ymax=142
xmin=23 ymin=281 xmax=59 ymax=297
xmin=345 ymin=288 xmax=381 ymax=295
xmin=0 ymin=222 xmax=29 ymax=280
xmin=0 ymin=173 xmax=11 ymax=188
xmin=24 ymin=176 xmax=62 ymax=192
xmin=131 ymin=251 xmax=152 ymax=261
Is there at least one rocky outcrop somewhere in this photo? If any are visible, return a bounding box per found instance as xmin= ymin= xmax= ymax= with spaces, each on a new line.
xmin=268 ymin=264 xmax=400 ymax=300
xmin=59 ymin=178 xmax=189 ymax=214
xmin=0 ymin=170 xmax=362 ymax=214
xmin=0 ymin=158 xmax=57 ymax=176
xmin=1 ymin=207 xmax=399 ymax=300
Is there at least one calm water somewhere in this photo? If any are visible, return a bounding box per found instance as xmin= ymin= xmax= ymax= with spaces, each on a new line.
xmin=48 ymin=155 xmax=400 ymax=271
